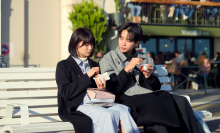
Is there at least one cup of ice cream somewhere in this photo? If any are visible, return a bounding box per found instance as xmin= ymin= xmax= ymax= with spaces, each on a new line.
xmin=140 ymin=64 xmax=150 ymax=72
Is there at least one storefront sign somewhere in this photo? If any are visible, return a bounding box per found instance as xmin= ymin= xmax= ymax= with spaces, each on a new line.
xmin=181 ymin=30 xmax=209 ymax=36
xmin=141 ymin=25 xmax=220 ymax=37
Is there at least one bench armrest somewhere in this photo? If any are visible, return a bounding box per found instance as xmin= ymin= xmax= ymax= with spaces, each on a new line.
xmin=180 ymin=95 xmax=191 ymax=103
xmin=5 ymin=103 xmax=29 ymax=125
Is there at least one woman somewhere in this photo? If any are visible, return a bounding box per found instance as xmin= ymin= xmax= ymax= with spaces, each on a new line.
xmin=196 ymin=58 xmax=211 ymax=87
xmin=56 ymin=28 xmax=140 ymax=133
xmin=99 ymin=22 xmax=199 ymax=133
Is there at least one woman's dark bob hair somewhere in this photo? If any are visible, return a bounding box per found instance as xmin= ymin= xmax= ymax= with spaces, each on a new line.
xmin=68 ymin=28 xmax=95 ymax=57
xmin=118 ymin=22 xmax=143 ymax=42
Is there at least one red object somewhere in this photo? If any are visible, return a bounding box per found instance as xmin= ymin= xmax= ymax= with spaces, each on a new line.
xmin=136 ymin=49 xmax=143 ymax=52
xmin=140 ymin=65 xmax=148 ymax=71
xmin=95 ymin=75 xmax=101 ymax=78
xmin=1 ymin=43 xmax=10 ymax=56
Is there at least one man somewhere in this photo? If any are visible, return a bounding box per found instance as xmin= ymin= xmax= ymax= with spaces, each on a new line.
xmin=99 ymin=22 xmax=199 ymax=133
xmin=174 ymin=51 xmax=184 ymax=64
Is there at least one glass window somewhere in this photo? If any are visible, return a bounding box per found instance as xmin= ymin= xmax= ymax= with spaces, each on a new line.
xmin=177 ymin=39 xmax=192 ymax=59
xmin=195 ymin=39 xmax=210 ymax=58
xmin=177 ymin=39 xmax=192 ymax=54
xmin=139 ymin=38 xmax=156 ymax=56
xmin=159 ymin=39 xmax=174 ymax=61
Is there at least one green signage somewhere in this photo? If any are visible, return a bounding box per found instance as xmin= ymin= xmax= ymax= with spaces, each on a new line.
xmin=141 ymin=25 xmax=220 ymax=37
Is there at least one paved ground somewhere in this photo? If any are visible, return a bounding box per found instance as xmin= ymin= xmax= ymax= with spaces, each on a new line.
xmin=174 ymin=89 xmax=220 ymax=133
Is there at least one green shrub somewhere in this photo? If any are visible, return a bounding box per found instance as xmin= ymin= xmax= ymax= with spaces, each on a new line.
xmin=68 ymin=0 xmax=107 ymax=55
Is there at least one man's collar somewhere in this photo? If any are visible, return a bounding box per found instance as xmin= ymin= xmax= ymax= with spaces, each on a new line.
xmin=115 ymin=46 xmax=146 ymax=61
xmin=116 ymin=46 xmax=127 ymax=62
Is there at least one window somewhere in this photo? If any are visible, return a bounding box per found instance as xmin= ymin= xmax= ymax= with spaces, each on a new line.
xmin=159 ymin=39 xmax=175 ymax=61
xmin=140 ymin=38 xmax=156 ymax=56
xmin=195 ymin=39 xmax=210 ymax=58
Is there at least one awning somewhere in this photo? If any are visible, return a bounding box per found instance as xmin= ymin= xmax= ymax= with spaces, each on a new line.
xmin=141 ymin=25 xmax=220 ymax=37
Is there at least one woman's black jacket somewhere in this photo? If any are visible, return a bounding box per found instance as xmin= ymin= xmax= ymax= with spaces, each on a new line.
xmin=56 ymin=56 xmax=98 ymax=133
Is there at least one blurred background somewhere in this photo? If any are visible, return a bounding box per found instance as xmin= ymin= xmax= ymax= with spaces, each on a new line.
xmin=1 ymin=0 xmax=220 ymax=67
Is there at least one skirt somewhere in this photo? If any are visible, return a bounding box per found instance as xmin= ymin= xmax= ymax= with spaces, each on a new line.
xmin=77 ymin=104 xmax=140 ymax=133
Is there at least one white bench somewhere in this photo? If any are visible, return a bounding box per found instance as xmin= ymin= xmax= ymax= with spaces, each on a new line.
xmin=0 ymin=68 xmax=74 ymax=133
xmin=0 ymin=65 xmax=209 ymax=133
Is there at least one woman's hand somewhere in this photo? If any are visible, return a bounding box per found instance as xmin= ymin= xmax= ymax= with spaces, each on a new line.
xmin=124 ymin=57 xmax=143 ymax=73
xmin=95 ymin=78 xmax=106 ymax=90
xmin=141 ymin=64 xmax=153 ymax=78
xmin=87 ymin=67 xmax=99 ymax=78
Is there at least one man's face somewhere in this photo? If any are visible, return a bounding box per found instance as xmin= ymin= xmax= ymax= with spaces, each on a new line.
xmin=175 ymin=53 xmax=179 ymax=58
xmin=118 ymin=30 xmax=140 ymax=55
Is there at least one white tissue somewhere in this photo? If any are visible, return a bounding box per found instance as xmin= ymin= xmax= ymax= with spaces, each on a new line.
xmin=93 ymin=72 xmax=110 ymax=83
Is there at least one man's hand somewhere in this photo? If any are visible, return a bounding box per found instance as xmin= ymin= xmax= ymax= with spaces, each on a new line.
xmin=124 ymin=57 xmax=143 ymax=73
xmin=141 ymin=64 xmax=153 ymax=78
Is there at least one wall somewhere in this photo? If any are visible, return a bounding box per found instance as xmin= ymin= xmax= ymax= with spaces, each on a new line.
xmin=1 ymin=0 xmax=117 ymax=67
xmin=1 ymin=0 xmax=24 ymax=66
xmin=1 ymin=0 xmax=60 ymax=67
xmin=27 ymin=0 xmax=60 ymax=67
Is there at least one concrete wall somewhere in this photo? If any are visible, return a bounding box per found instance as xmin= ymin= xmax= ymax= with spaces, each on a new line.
xmin=27 ymin=0 xmax=60 ymax=67
xmin=1 ymin=0 xmax=117 ymax=67
xmin=1 ymin=0 xmax=24 ymax=66
xmin=1 ymin=0 xmax=60 ymax=67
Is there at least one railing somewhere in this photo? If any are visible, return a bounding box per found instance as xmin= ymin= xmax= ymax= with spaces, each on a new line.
xmin=169 ymin=65 xmax=219 ymax=94
xmin=122 ymin=0 xmax=220 ymax=26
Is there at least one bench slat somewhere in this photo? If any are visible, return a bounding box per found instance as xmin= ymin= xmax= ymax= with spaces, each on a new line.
xmin=0 ymin=73 xmax=55 ymax=80
xmin=0 ymin=116 xmax=61 ymax=125
xmin=156 ymin=69 xmax=168 ymax=76
xmin=0 ymin=68 xmax=56 ymax=73
xmin=158 ymin=77 xmax=170 ymax=83
xmin=0 ymin=107 xmax=58 ymax=118
xmin=160 ymin=84 xmax=172 ymax=91
xmin=0 ymin=90 xmax=57 ymax=98
xmin=0 ymin=98 xmax=57 ymax=108
xmin=0 ymin=81 xmax=57 ymax=90
xmin=3 ymin=122 xmax=74 ymax=133
xmin=155 ymin=65 xmax=165 ymax=70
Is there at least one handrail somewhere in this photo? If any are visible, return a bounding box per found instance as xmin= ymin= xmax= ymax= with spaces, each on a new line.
xmin=131 ymin=0 xmax=220 ymax=6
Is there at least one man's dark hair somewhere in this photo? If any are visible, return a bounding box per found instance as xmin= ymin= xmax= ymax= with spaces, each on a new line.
xmin=68 ymin=28 xmax=95 ymax=57
xmin=118 ymin=22 xmax=143 ymax=42
xmin=175 ymin=51 xmax=179 ymax=54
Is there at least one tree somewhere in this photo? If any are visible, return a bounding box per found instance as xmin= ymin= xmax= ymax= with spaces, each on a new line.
xmin=68 ymin=0 xmax=107 ymax=55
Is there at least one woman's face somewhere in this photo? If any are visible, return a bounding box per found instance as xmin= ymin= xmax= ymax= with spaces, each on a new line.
xmin=77 ymin=41 xmax=93 ymax=58
xmin=204 ymin=59 xmax=209 ymax=64
xmin=118 ymin=30 xmax=140 ymax=55
xmin=216 ymin=53 xmax=219 ymax=58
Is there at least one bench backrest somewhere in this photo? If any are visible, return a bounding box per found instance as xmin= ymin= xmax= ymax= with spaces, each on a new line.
xmin=155 ymin=65 xmax=172 ymax=91
xmin=0 ymin=65 xmax=170 ymax=126
xmin=0 ymin=67 xmax=61 ymax=126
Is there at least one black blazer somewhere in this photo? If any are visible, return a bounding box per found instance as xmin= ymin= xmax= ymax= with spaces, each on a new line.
xmin=56 ymin=56 xmax=98 ymax=133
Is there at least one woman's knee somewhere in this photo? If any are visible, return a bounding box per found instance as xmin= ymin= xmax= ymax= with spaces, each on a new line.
xmin=102 ymin=110 xmax=120 ymax=119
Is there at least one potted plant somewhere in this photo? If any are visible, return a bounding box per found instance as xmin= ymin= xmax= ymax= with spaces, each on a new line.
xmin=68 ymin=0 xmax=108 ymax=56
xmin=108 ymin=0 xmax=124 ymax=27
